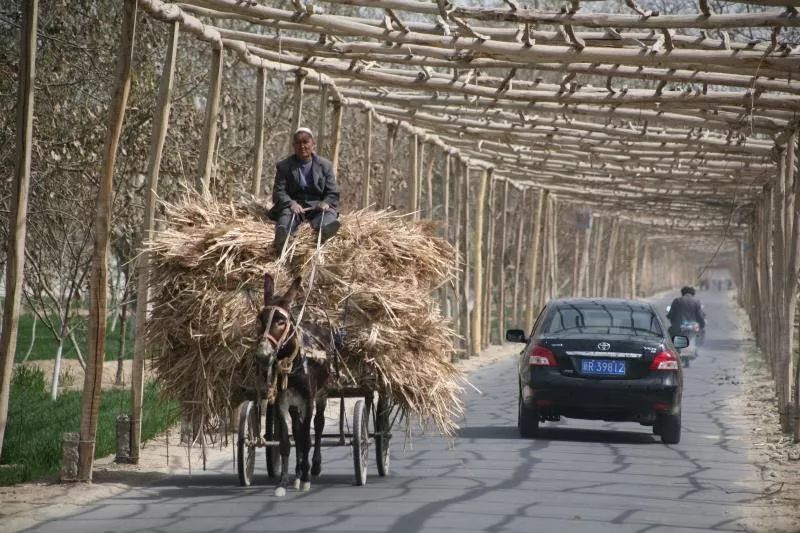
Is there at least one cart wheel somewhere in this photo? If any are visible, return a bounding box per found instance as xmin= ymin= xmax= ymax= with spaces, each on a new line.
xmin=375 ymin=399 xmax=391 ymax=477
xmin=237 ymin=401 xmax=259 ymax=487
xmin=265 ymin=403 xmax=282 ymax=479
xmin=352 ymin=399 xmax=369 ymax=486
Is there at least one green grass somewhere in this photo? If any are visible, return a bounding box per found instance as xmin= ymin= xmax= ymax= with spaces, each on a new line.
xmin=0 ymin=366 xmax=180 ymax=484
xmin=14 ymin=313 xmax=133 ymax=363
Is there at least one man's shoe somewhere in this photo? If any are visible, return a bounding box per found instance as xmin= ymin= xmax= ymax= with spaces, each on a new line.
xmin=320 ymin=219 xmax=341 ymax=242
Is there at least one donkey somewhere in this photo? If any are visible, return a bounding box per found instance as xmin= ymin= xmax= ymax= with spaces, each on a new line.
xmin=256 ymin=274 xmax=330 ymax=496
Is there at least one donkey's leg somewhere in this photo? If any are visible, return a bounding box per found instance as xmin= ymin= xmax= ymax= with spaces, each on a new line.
xmin=298 ymin=398 xmax=314 ymax=491
xmin=275 ymin=398 xmax=292 ymax=497
xmin=311 ymin=395 xmax=327 ymax=477
xmin=290 ymin=405 xmax=303 ymax=489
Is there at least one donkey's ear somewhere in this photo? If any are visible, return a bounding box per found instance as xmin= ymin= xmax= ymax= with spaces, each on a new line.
xmin=283 ymin=277 xmax=302 ymax=305
xmin=263 ymin=273 xmax=275 ymax=307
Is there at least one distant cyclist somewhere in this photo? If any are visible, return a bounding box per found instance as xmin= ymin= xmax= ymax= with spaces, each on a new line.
xmin=667 ymin=286 xmax=706 ymax=339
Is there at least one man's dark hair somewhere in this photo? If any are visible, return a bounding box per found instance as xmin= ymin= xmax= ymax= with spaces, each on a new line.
xmin=681 ymin=286 xmax=695 ymax=296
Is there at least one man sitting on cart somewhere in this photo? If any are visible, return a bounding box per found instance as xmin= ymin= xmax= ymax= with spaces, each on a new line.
xmin=268 ymin=127 xmax=341 ymax=250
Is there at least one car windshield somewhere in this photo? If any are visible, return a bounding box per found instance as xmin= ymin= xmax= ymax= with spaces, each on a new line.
xmin=542 ymin=303 xmax=664 ymax=336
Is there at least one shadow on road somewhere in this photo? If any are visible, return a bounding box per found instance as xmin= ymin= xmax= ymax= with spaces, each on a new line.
xmin=458 ymin=424 xmax=656 ymax=445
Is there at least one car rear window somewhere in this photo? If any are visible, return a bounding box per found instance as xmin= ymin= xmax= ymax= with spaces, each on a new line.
xmin=542 ymin=303 xmax=664 ymax=336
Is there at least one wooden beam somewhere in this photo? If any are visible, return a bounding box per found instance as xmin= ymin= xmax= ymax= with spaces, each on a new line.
xmin=80 ymin=0 xmax=138 ymax=482
xmin=0 ymin=0 xmax=38 ymax=457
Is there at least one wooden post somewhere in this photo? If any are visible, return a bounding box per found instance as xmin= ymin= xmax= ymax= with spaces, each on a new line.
xmin=577 ymin=216 xmax=592 ymax=296
xmin=483 ymin=173 xmax=496 ymax=347
xmin=498 ymin=179 xmax=509 ymax=343
xmin=0 ymin=0 xmax=37 ymax=457
xmin=602 ymin=219 xmax=621 ymax=297
xmin=472 ymin=168 xmax=489 ymax=354
xmin=316 ymin=83 xmax=329 ymax=155
xmin=131 ymin=19 xmax=179 ymax=465
xmin=526 ymin=189 xmax=547 ymax=328
xmin=640 ymin=239 xmax=651 ymax=296
xmin=362 ymin=110 xmax=373 ymax=208
xmin=462 ymin=162 xmax=472 ymax=358
xmin=425 ymin=143 xmax=436 ymax=218
xmin=330 ymin=101 xmax=343 ymax=174
xmin=631 ymin=234 xmax=641 ymax=299
xmin=512 ymin=189 xmax=527 ymax=327
xmin=452 ymin=159 xmax=462 ymax=351
xmin=251 ymin=67 xmax=267 ymax=196
xmin=198 ymin=44 xmax=223 ymax=197
xmin=79 ymin=0 xmax=137 ymax=482
xmin=290 ymin=71 xmax=306 ymax=134
xmin=591 ymin=218 xmax=605 ymax=296
xmin=382 ymin=122 xmax=396 ymax=208
xmin=443 ymin=152 xmax=451 ymax=236
xmin=549 ymin=197 xmax=559 ymax=299
xmin=572 ymin=229 xmax=581 ymax=297
xmin=410 ymin=133 xmax=419 ymax=217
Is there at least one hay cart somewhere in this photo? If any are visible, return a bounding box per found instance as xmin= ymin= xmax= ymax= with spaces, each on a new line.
xmin=235 ymin=383 xmax=396 ymax=487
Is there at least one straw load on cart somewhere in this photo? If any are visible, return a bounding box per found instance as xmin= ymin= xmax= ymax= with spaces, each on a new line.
xmin=144 ymin=196 xmax=465 ymax=437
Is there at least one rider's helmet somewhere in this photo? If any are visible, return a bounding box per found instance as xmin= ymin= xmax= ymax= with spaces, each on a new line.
xmin=681 ymin=286 xmax=696 ymax=296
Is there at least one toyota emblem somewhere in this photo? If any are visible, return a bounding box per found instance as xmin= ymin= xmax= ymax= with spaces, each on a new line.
xmin=597 ymin=342 xmax=611 ymax=351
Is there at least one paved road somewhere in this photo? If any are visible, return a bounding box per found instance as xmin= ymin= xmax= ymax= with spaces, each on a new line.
xmin=29 ymin=290 xmax=773 ymax=532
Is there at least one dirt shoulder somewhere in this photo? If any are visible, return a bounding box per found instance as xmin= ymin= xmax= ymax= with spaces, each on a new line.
xmin=727 ymin=300 xmax=800 ymax=532
xmin=0 ymin=345 xmax=517 ymax=532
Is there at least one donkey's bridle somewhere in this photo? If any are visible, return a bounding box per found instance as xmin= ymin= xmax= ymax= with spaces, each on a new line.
xmin=262 ymin=305 xmax=298 ymax=349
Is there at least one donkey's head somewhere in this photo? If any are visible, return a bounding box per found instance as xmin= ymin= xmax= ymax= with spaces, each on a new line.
xmin=255 ymin=274 xmax=302 ymax=382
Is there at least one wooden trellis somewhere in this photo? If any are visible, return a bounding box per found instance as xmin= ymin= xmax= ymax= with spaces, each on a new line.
xmin=84 ymin=0 xmax=800 ymax=456
xmin=4 ymin=0 xmax=800 ymax=476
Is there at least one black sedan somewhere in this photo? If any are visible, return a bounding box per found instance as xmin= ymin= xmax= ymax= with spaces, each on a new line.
xmin=506 ymin=298 xmax=688 ymax=444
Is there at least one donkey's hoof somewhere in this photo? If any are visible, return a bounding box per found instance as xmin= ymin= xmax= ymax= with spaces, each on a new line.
xmin=275 ymin=486 xmax=286 ymax=497
xmin=293 ymin=478 xmax=301 ymax=490
xmin=301 ymin=481 xmax=311 ymax=492
xmin=311 ymin=463 xmax=321 ymax=477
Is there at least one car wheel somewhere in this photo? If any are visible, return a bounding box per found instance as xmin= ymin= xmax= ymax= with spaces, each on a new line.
xmin=518 ymin=393 xmax=539 ymax=438
xmin=659 ymin=412 xmax=681 ymax=444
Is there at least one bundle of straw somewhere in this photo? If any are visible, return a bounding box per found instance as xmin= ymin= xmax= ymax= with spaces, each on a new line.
xmin=145 ymin=196 xmax=464 ymax=436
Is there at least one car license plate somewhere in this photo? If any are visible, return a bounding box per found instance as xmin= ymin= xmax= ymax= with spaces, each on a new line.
xmin=580 ymin=358 xmax=626 ymax=376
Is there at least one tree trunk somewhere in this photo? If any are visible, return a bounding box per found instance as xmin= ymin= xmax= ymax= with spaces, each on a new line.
xmin=50 ymin=338 xmax=65 ymax=401
xmin=0 ymin=0 xmax=37 ymax=457
xmin=79 ymin=0 xmax=137 ymax=482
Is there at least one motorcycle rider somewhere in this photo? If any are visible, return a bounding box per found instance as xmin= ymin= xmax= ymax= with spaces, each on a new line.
xmin=667 ymin=286 xmax=706 ymax=339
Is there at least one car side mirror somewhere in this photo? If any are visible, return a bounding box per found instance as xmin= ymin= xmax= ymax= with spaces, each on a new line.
xmin=506 ymin=329 xmax=527 ymax=343
xmin=672 ymin=335 xmax=689 ymax=349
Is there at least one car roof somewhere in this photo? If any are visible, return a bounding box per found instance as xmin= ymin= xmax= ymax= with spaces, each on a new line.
xmin=548 ymin=298 xmax=655 ymax=311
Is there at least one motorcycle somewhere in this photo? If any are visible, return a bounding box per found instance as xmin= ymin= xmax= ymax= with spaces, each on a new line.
xmin=677 ymin=320 xmax=701 ymax=367
xmin=666 ymin=305 xmax=702 ymax=368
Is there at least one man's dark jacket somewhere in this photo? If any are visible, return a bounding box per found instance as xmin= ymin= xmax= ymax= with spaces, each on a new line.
xmin=666 ymin=295 xmax=705 ymax=332
xmin=269 ymin=154 xmax=339 ymax=219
